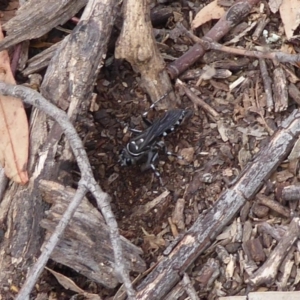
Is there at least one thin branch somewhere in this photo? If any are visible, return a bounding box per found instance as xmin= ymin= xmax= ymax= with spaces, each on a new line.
xmin=178 ymin=23 xmax=300 ymax=64
xmin=175 ymin=79 xmax=220 ymax=120
xmin=0 ymin=82 xmax=135 ymax=299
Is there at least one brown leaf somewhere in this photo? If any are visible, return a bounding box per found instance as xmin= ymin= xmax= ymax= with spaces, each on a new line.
xmin=45 ymin=267 xmax=102 ymax=300
xmin=142 ymin=227 xmax=166 ymax=251
xmin=280 ymin=0 xmax=300 ymax=40
xmin=191 ymin=0 xmax=225 ymax=29
xmin=0 ymin=24 xmax=29 ymax=184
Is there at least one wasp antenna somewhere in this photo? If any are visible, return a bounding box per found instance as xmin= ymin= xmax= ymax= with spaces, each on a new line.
xmin=143 ymin=90 xmax=173 ymax=117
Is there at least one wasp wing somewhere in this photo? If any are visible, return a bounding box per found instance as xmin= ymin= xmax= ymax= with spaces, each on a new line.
xmin=129 ymin=109 xmax=186 ymax=154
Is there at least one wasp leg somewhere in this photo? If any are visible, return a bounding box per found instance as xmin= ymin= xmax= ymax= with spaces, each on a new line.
xmin=142 ymin=113 xmax=152 ymax=127
xmin=141 ymin=103 xmax=155 ymax=127
xmin=128 ymin=127 xmax=143 ymax=134
xmin=156 ymin=141 xmax=184 ymax=161
xmin=141 ymin=150 xmax=164 ymax=185
xmin=150 ymin=156 xmax=164 ymax=185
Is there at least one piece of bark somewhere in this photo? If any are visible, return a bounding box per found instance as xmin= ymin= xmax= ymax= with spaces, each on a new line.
xmin=273 ymin=67 xmax=288 ymax=112
xmin=249 ymin=217 xmax=300 ymax=286
xmin=197 ymin=259 xmax=220 ymax=288
xmin=172 ymin=197 xmax=186 ymax=230
xmin=240 ymin=201 xmax=251 ymax=223
xmin=259 ymin=58 xmax=273 ymax=111
xmin=167 ymin=0 xmax=261 ymax=79
xmin=135 ymin=110 xmax=300 ymax=299
xmin=251 ymin=203 xmax=269 ymax=218
xmin=257 ymin=222 xmax=286 ymax=242
xmin=216 ymin=245 xmax=230 ymax=263
xmin=256 ymin=194 xmax=290 ymax=218
xmin=261 ymin=232 xmax=273 ymax=248
xmin=0 ymin=0 xmax=87 ymax=52
xmin=115 ymin=0 xmax=176 ymax=109
xmin=39 ymin=180 xmax=145 ymax=288
xmin=0 ymin=0 xmax=124 ymax=295
xmin=279 ymin=185 xmax=300 ymax=201
xmin=242 ymin=220 xmax=253 ymax=243
xmin=288 ymin=83 xmax=300 ymax=106
xmin=243 ymin=238 xmax=266 ymax=262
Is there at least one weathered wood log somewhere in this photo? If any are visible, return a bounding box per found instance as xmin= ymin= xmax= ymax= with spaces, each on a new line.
xmin=39 ymin=180 xmax=145 ymax=288
xmin=135 ymin=110 xmax=300 ymax=299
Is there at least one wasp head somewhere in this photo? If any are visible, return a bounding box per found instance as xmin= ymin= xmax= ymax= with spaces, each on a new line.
xmin=119 ymin=147 xmax=134 ymax=166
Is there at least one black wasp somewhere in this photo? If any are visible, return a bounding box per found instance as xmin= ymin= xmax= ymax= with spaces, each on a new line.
xmin=119 ymin=93 xmax=192 ymax=184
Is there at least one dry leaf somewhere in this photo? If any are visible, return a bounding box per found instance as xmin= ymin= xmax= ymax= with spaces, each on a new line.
xmin=191 ymin=0 xmax=225 ymax=29
xmin=268 ymin=0 xmax=283 ymax=13
xmin=142 ymin=227 xmax=166 ymax=251
xmin=0 ymin=24 xmax=29 ymax=184
xmin=279 ymin=0 xmax=300 ymax=40
xmin=46 ymin=267 xmax=102 ymax=300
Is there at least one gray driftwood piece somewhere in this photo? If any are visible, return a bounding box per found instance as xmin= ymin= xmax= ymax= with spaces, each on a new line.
xmin=135 ymin=110 xmax=300 ymax=299
xmin=0 ymin=0 xmax=87 ymax=52
xmin=39 ymin=180 xmax=145 ymax=288
xmin=0 ymin=0 xmax=143 ymax=295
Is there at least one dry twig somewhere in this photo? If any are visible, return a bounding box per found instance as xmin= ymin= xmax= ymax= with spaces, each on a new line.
xmin=179 ymin=23 xmax=300 ymax=65
xmin=176 ymin=79 xmax=220 ymax=120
